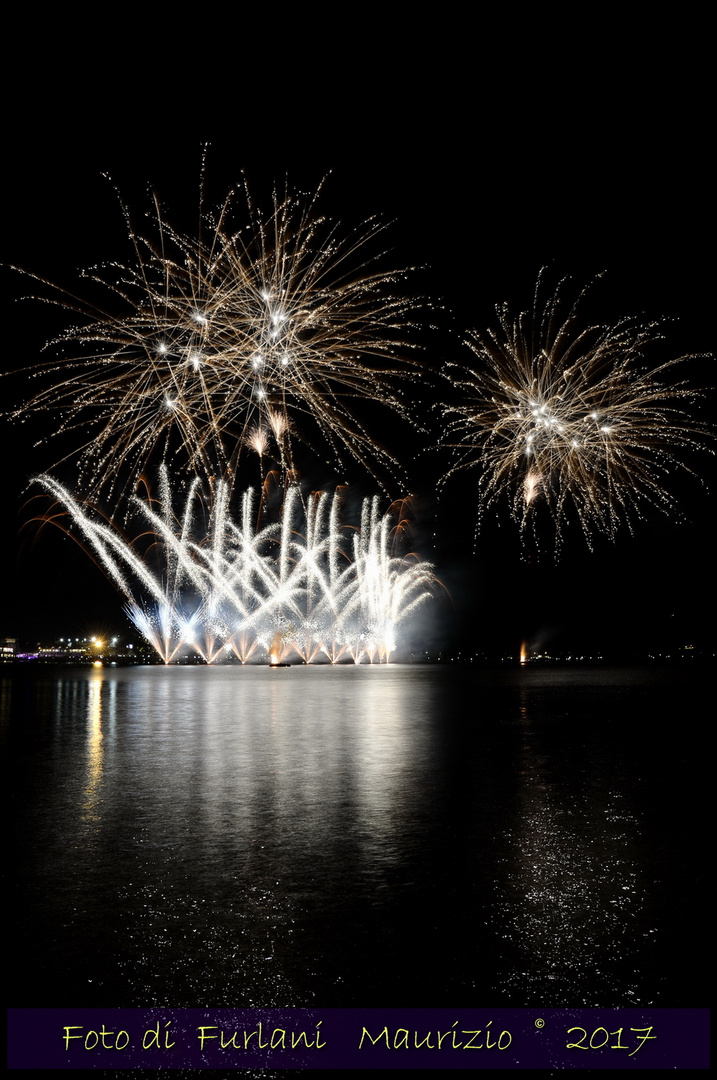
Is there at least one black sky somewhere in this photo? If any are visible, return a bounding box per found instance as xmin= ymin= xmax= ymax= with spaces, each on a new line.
xmin=1 ymin=51 xmax=713 ymax=655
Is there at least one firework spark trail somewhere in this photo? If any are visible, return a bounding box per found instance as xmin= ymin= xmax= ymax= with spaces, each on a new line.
xmin=8 ymin=177 xmax=423 ymax=503
xmin=34 ymin=469 xmax=436 ymax=664
xmin=350 ymin=496 xmax=435 ymax=661
xmin=443 ymin=272 xmax=711 ymax=547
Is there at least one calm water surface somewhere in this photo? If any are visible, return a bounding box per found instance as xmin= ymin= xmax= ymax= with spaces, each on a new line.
xmin=3 ymin=663 xmax=708 ymax=1009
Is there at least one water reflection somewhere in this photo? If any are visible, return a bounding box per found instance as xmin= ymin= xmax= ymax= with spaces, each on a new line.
xmin=9 ymin=667 xmax=444 ymax=1006
xmin=493 ymin=684 xmax=650 ymax=1004
xmin=4 ymin=664 xmax=703 ymax=1009
xmin=82 ymin=674 xmax=104 ymax=823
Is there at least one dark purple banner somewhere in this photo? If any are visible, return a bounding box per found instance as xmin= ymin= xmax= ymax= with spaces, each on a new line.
xmin=6 ymin=1008 xmax=710 ymax=1069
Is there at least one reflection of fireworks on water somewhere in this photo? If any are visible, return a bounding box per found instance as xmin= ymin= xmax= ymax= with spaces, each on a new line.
xmin=443 ymin=272 xmax=710 ymax=547
xmin=35 ymin=469 xmax=436 ymax=664
xmin=8 ymin=176 xmax=421 ymax=501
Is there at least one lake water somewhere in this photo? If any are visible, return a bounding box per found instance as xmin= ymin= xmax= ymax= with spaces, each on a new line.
xmin=3 ymin=663 xmax=708 ymax=1011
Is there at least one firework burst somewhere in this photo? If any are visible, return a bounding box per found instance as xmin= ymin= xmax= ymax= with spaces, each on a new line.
xmin=32 ymin=468 xmax=437 ymax=664
xmin=6 ymin=175 xmax=423 ymax=502
xmin=443 ymin=272 xmax=711 ymax=547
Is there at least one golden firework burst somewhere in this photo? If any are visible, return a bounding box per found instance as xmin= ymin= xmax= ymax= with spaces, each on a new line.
xmin=7 ymin=176 xmax=423 ymax=503
xmin=443 ymin=271 xmax=711 ymax=547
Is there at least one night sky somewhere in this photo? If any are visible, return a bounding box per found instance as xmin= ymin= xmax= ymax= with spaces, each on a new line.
xmin=1 ymin=71 xmax=713 ymax=657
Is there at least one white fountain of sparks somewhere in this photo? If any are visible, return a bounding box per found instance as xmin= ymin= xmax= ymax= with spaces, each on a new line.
xmin=36 ymin=469 xmax=436 ymax=664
